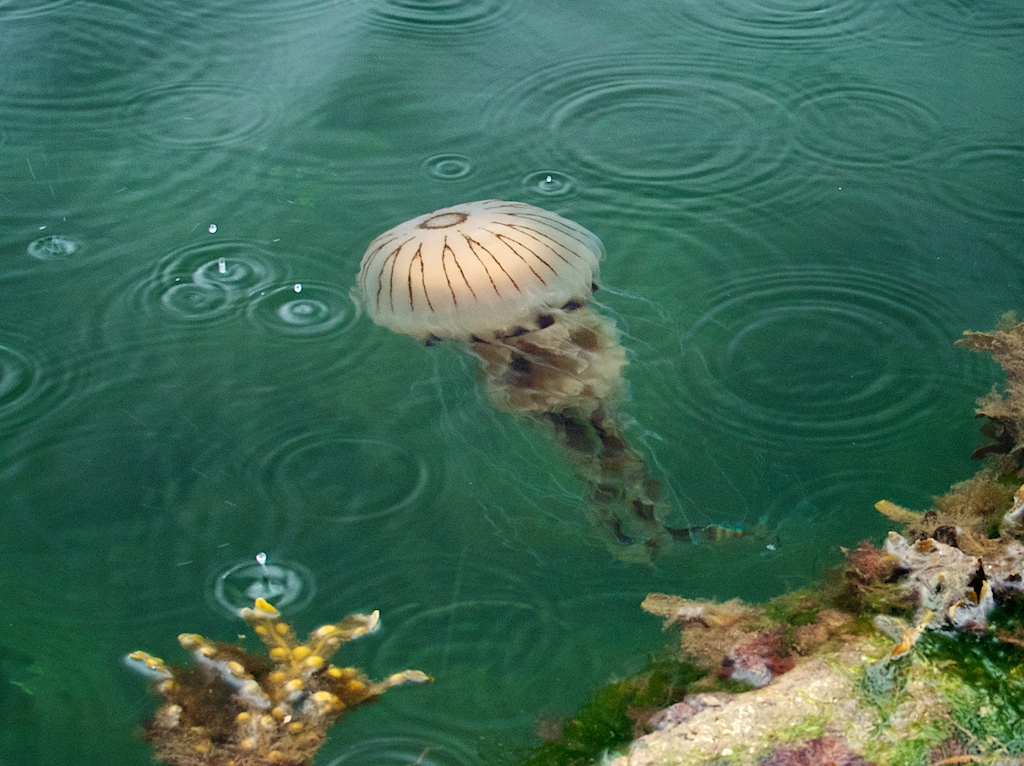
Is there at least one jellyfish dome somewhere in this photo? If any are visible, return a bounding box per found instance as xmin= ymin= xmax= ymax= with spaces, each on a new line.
xmin=357 ymin=200 xmax=603 ymax=341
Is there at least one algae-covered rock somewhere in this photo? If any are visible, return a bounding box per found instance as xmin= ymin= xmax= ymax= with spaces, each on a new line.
xmin=607 ymin=573 xmax=1024 ymax=765
xmin=610 ymin=637 xmax=901 ymax=766
xmin=598 ymin=316 xmax=1024 ymax=766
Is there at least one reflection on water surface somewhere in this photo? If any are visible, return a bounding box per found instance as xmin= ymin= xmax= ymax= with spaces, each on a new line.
xmin=1 ymin=0 xmax=1021 ymax=762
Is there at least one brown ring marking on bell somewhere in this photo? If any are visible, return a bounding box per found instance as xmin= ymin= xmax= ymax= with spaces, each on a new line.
xmin=419 ymin=211 xmax=469 ymax=230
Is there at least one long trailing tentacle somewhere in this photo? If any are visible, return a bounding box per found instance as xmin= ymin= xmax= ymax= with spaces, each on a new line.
xmin=543 ymin=404 xmax=671 ymax=562
xmin=470 ymin=307 xmax=678 ymax=561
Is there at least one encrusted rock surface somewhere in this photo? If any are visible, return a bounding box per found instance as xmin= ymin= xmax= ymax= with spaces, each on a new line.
xmin=608 ymin=638 xmax=890 ymax=766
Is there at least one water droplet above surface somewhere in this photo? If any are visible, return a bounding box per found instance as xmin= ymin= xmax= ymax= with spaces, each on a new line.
xmin=523 ymin=170 xmax=576 ymax=197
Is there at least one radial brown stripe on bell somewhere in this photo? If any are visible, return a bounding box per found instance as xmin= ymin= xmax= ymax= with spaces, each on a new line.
xmin=409 ymin=244 xmax=433 ymax=313
xmin=465 ymin=233 xmax=520 ymax=295
xmin=382 ymin=244 xmax=402 ymax=312
xmin=442 ymin=237 xmax=476 ymax=306
xmin=461 ymin=233 xmax=502 ymax=297
xmin=491 ymin=231 xmax=549 ymax=287
xmin=502 ymin=222 xmax=586 ymax=269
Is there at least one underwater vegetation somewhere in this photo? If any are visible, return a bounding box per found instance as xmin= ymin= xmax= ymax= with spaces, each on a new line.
xmin=356 ymin=200 xmax=683 ymax=563
xmin=519 ymin=659 xmax=707 ymax=766
xmin=516 ymin=315 xmax=1024 ymax=766
xmin=126 ymin=598 xmax=430 ymax=766
xmin=958 ymin=311 xmax=1024 ymax=464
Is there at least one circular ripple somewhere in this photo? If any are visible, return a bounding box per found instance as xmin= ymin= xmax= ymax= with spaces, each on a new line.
xmin=486 ymin=52 xmax=793 ymax=201
xmin=522 ymin=170 xmax=577 ymax=198
xmin=0 ymin=5 xmax=202 ymax=135
xmin=207 ymin=556 xmax=316 ymax=618
xmin=160 ymin=240 xmax=279 ymax=288
xmin=0 ymin=0 xmax=76 ymax=19
xmin=676 ymin=266 xmax=954 ymax=447
xmin=0 ymin=343 xmax=42 ymax=427
xmin=666 ymin=0 xmax=894 ymax=48
xmin=362 ymin=0 xmax=512 ymax=40
xmin=770 ymin=469 xmax=936 ymax=527
xmin=189 ymin=0 xmax=357 ymax=20
xmin=327 ymin=733 xmax=477 ymax=766
xmin=765 ymin=468 xmax=945 ymax=570
xmin=373 ymin=600 xmax=580 ymax=731
xmin=552 ymin=80 xmax=780 ymax=185
xmin=190 ymin=251 xmax=278 ymax=293
xmin=123 ymin=240 xmax=279 ymax=328
xmin=792 ymin=85 xmax=939 ymax=167
xmin=27 ymin=234 xmax=80 ymax=261
xmin=0 ymin=345 xmax=34 ymax=405
xmin=248 ymin=282 xmax=357 ymax=337
xmin=257 ymin=435 xmax=433 ymax=522
xmin=126 ymin=82 xmax=275 ymax=148
xmin=900 ymin=0 xmax=1024 ymax=36
xmin=0 ymin=336 xmax=77 ymax=430
xmin=158 ymin=281 xmax=234 ymax=321
xmin=937 ymin=144 xmax=1024 ymax=223
xmin=421 ymin=153 xmax=474 ymax=180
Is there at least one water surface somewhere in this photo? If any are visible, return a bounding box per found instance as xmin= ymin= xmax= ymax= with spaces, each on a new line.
xmin=1 ymin=0 xmax=1022 ymax=763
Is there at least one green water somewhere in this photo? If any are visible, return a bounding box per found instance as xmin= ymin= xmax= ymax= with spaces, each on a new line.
xmin=1 ymin=0 xmax=1022 ymax=763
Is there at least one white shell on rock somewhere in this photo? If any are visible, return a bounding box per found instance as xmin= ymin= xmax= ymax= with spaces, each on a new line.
xmin=357 ymin=200 xmax=603 ymax=339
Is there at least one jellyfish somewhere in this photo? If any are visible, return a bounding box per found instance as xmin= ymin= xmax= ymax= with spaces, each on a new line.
xmin=356 ymin=200 xmax=675 ymax=561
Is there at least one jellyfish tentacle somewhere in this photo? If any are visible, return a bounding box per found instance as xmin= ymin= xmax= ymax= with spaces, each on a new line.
xmin=583 ymin=406 xmax=673 ymax=559
xmin=473 ymin=309 xmax=673 ymax=562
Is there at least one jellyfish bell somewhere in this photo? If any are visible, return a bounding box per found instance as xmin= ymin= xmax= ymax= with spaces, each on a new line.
xmin=357 ymin=199 xmax=603 ymax=343
xmin=357 ymin=200 xmax=671 ymax=561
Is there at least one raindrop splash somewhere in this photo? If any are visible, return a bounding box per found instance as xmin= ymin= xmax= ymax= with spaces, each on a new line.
xmin=523 ymin=170 xmax=576 ymax=197
xmin=208 ymin=556 xmax=316 ymax=617
xmin=27 ymin=234 xmax=80 ymax=261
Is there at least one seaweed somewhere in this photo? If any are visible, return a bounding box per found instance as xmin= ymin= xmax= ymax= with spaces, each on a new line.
xmin=126 ymin=598 xmax=430 ymax=766
xmin=919 ymin=631 xmax=1024 ymax=755
xmin=521 ymin=659 xmax=706 ymax=766
xmin=958 ymin=311 xmax=1024 ymax=468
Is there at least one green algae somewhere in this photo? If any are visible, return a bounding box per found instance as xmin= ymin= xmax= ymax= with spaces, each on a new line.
xmin=920 ymin=632 xmax=1024 ymax=755
xmin=862 ymin=725 xmax=944 ymax=766
xmin=762 ymin=590 xmax=820 ymax=628
xmin=765 ymin=712 xmax=829 ymax=745
xmin=857 ymin=654 xmax=910 ymax=711
xmin=521 ymin=659 xmax=706 ymax=766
